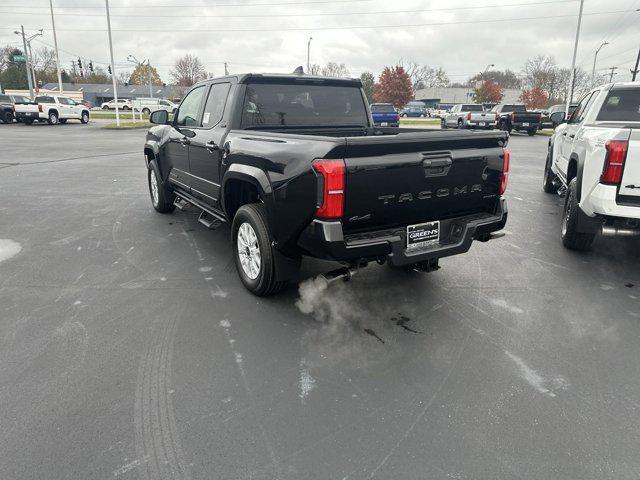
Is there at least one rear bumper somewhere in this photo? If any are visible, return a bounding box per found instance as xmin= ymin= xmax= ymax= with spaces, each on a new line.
xmin=512 ymin=122 xmax=540 ymax=130
xmin=298 ymin=199 xmax=507 ymax=266
xmin=15 ymin=111 xmax=40 ymax=120
xmin=581 ymin=184 xmax=640 ymax=220
xmin=466 ymin=120 xmax=497 ymax=129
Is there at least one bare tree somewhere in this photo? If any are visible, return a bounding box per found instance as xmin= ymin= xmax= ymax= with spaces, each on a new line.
xmin=397 ymin=60 xmax=449 ymax=90
xmin=170 ymin=54 xmax=207 ymax=87
xmin=320 ymin=62 xmax=350 ymax=77
xmin=116 ymin=70 xmax=132 ymax=85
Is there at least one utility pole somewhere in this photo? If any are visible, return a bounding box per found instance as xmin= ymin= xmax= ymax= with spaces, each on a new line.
xmin=631 ymin=47 xmax=640 ymax=82
xmin=224 ymin=62 xmax=228 ymax=75
xmin=19 ymin=26 xmax=34 ymax=99
xmin=49 ymin=0 xmax=63 ymax=93
xmin=591 ymin=41 xmax=608 ymax=87
xmin=307 ymin=37 xmax=313 ymax=73
xmin=566 ymin=0 xmax=584 ymax=118
xmin=608 ymin=66 xmax=618 ymax=83
xmin=104 ymin=0 xmax=120 ymax=126
xmin=147 ymin=60 xmax=152 ymax=98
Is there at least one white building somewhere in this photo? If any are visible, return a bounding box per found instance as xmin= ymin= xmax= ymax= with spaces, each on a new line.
xmin=414 ymin=87 xmax=524 ymax=107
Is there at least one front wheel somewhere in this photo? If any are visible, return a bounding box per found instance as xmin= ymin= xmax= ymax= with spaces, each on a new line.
xmin=457 ymin=119 xmax=463 ymax=129
xmin=440 ymin=118 xmax=447 ymax=129
xmin=147 ymin=161 xmax=175 ymax=213
xmin=81 ymin=111 xmax=89 ymax=124
xmin=3 ymin=111 xmax=14 ymax=124
xmin=561 ymin=178 xmax=596 ymax=251
xmin=142 ymin=108 xmax=151 ymax=115
xmin=102 ymin=105 xmax=109 ymax=110
xmin=232 ymin=203 xmax=287 ymax=296
xmin=542 ymin=150 xmax=558 ymax=193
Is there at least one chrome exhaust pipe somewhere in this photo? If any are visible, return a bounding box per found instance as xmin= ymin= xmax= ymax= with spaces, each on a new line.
xmin=601 ymin=225 xmax=640 ymax=237
xmin=320 ymin=266 xmax=358 ymax=285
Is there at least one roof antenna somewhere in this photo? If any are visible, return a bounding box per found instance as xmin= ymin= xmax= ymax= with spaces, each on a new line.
xmin=293 ymin=66 xmax=304 ymax=75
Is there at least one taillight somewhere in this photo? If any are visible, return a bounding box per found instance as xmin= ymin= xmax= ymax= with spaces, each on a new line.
xmin=600 ymin=140 xmax=628 ymax=185
xmin=467 ymin=112 xmax=471 ymax=121
xmin=312 ymin=159 xmax=345 ymax=219
xmin=500 ymin=148 xmax=510 ymax=195
xmin=511 ymin=113 xmax=515 ymax=122
xmin=395 ymin=113 xmax=400 ymax=121
xmin=38 ymin=104 xmax=42 ymax=113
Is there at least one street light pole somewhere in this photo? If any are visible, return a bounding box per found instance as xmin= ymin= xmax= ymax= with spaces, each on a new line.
xmin=104 ymin=0 xmax=120 ymax=126
xmin=18 ymin=26 xmax=34 ymax=99
xmin=147 ymin=59 xmax=153 ymax=98
xmin=48 ymin=0 xmax=63 ymax=93
xmin=566 ymin=0 xmax=584 ymax=117
xmin=591 ymin=41 xmax=608 ymax=86
xmin=307 ymin=37 xmax=313 ymax=73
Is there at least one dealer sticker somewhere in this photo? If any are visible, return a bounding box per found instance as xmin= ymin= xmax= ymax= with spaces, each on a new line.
xmin=406 ymin=221 xmax=440 ymax=250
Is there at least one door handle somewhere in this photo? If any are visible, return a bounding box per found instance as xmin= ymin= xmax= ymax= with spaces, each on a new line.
xmin=562 ymin=132 xmax=567 ymax=136
xmin=180 ymin=137 xmax=190 ymax=146
xmin=568 ymin=134 xmax=575 ymax=139
xmin=205 ymin=141 xmax=219 ymax=152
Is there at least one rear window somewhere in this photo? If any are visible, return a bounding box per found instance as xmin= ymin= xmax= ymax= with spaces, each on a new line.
xmin=504 ymin=105 xmax=526 ymax=112
xmin=241 ymin=82 xmax=368 ymax=128
xmin=462 ymin=104 xmax=483 ymax=112
xmin=370 ymin=104 xmax=396 ymax=113
xmin=0 ymin=95 xmax=9 ymax=102
xmin=35 ymin=96 xmax=54 ymax=103
xmin=596 ymin=88 xmax=640 ymax=122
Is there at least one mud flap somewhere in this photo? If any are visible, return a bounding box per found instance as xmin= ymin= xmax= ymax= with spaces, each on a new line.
xmin=273 ymin=248 xmax=301 ymax=281
xmin=576 ymin=206 xmax=602 ymax=234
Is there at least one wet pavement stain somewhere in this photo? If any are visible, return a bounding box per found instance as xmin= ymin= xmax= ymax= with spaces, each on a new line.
xmin=392 ymin=314 xmax=423 ymax=334
xmin=625 ymin=283 xmax=635 ymax=288
xmin=364 ymin=328 xmax=385 ymax=344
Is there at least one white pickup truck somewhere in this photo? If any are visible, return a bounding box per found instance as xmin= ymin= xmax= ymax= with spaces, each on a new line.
xmin=14 ymin=95 xmax=90 ymax=125
xmin=543 ymin=82 xmax=640 ymax=250
xmin=441 ymin=104 xmax=496 ymax=129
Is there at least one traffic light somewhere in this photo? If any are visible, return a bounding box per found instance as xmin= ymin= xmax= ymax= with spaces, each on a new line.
xmin=107 ymin=65 xmax=112 ymax=74
xmin=77 ymin=58 xmax=82 ymax=69
xmin=88 ymin=61 xmax=94 ymax=73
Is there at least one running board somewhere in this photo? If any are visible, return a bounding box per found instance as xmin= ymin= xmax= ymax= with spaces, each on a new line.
xmin=173 ymin=197 xmax=191 ymax=211
xmin=198 ymin=210 xmax=223 ymax=230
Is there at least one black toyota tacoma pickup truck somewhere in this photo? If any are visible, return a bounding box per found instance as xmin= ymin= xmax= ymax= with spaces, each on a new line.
xmin=144 ymin=73 xmax=509 ymax=295
xmin=491 ymin=104 xmax=542 ymax=135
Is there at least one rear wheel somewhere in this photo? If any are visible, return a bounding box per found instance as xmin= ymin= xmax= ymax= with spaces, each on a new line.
xmin=102 ymin=105 xmax=109 ymax=110
xmin=561 ymin=178 xmax=596 ymax=251
xmin=542 ymin=150 xmax=558 ymax=193
xmin=527 ymin=128 xmax=536 ymax=136
xmin=3 ymin=111 xmax=14 ymax=123
xmin=457 ymin=119 xmax=463 ymax=129
xmin=59 ymin=119 xmax=67 ymax=124
xmin=47 ymin=111 xmax=59 ymax=125
xmin=232 ymin=203 xmax=287 ymax=296
xmin=440 ymin=118 xmax=447 ymax=129
xmin=24 ymin=118 xmax=34 ymax=125
xmin=499 ymin=120 xmax=508 ymax=131
xmin=142 ymin=108 xmax=151 ymax=115
xmin=147 ymin=161 xmax=175 ymax=213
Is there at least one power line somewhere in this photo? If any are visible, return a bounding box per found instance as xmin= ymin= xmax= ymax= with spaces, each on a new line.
xmin=0 ymin=0 xmax=385 ymax=8
xmin=0 ymin=9 xmax=627 ymax=33
xmin=0 ymin=0 xmax=578 ymax=18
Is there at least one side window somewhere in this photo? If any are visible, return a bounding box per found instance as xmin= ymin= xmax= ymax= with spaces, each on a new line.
xmin=569 ymin=92 xmax=594 ymax=124
xmin=0 ymin=95 xmax=8 ymax=102
xmin=58 ymin=97 xmax=69 ymax=105
xmin=202 ymin=83 xmax=231 ymax=128
xmin=175 ymin=86 xmax=205 ymax=127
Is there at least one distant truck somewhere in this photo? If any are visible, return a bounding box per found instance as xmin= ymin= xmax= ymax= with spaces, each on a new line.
xmin=14 ymin=95 xmax=90 ymax=125
xmin=544 ymin=82 xmax=640 ymax=250
xmin=370 ymin=103 xmax=400 ymax=127
xmin=0 ymin=94 xmax=31 ymax=124
xmin=441 ymin=104 xmax=496 ymax=129
xmin=491 ymin=104 xmax=541 ymax=135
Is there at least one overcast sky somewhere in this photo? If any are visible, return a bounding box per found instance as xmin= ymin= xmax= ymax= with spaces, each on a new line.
xmin=1 ymin=0 xmax=639 ymax=84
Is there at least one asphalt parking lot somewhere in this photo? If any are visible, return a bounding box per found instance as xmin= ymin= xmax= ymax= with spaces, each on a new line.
xmin=1 ymin=122 xmax=639 ymax=480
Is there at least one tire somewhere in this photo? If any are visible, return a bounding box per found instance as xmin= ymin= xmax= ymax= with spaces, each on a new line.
xmin=59 ymin=119 xmax=67 ymax=124
xmin=142 ymin=108 xmax=150 ymax=115
xmin=561 ymin=178 xmax=596 ymax=251
xmin=3 ymin=111 xmax=14 ymax=124
xmin=122 ymin=105 xmax=130 ymax=110
xmin=24 ymin=118 xmax=34 ymax=125
xmin=232 ymin=203 xmax=287 ymax=296
xmin=499 ymin=120 xmax=508 ymax=131
xmin=542 ymin=149 xmax=558 ymax=194
xmin=457 ymin=119 xmax=463 ymax=129
xmin=80 ymin=111 xmax=89 ymax=124
xmin=147 ymin=161 xmax=176 ymax=213
xmin=102 ymin=105 xmax=109 ymax=110
xmin=527 ymin=128 xmax=536 ymax=136
xmin=440 ymin=118 xmax=447 ymax=129
xmin=401 ymin=113 xmax=407 ymax=117
xmin=47 ymin=111 xmax=59 ymax=125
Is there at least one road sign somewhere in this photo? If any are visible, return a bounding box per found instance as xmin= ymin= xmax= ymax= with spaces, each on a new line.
xmin=13 ymin=54 xmax=25 ymax=62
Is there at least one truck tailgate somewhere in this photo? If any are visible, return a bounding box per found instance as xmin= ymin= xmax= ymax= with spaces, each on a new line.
xmin=342 ymin=131 xmax=507 ymax=233
xmin=619 ymin=128 xmax=640 ymax=198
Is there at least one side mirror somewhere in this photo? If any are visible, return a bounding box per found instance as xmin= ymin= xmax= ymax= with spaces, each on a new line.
xmin=549 ymin=111 xmax=566 ymax=125
xmin=150 ymin=109 xmax=169 ymax=125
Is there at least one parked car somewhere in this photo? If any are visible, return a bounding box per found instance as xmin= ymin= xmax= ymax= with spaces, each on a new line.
xmin=491 ymin=104 xmax=542 ymax=135
xmin=370 ymin=103 xmax=400 ymax=127
xmin=143 ymin=73 xmax=509 ymax=295
xmin=543 ymin=103 xmax=578 ymax=129
xmin=101 ymin=98 xmax=132 ymax=110
xmin=441 ymin=104 xmax=496 ymax=129
xmin=14 ymin=95 xmax=90 ymax=125
xmin=77 ymin=99 xmax=95 ymax=110
xmin=0 ymin=94 xmax=32 ymax=123
xmin=133 ymin=97 xmax=178 ymax=115
xmin=400 ymin=102 xmax=429 ymax=118
xmin=543 ymin=82 xmax=640 ymax=250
